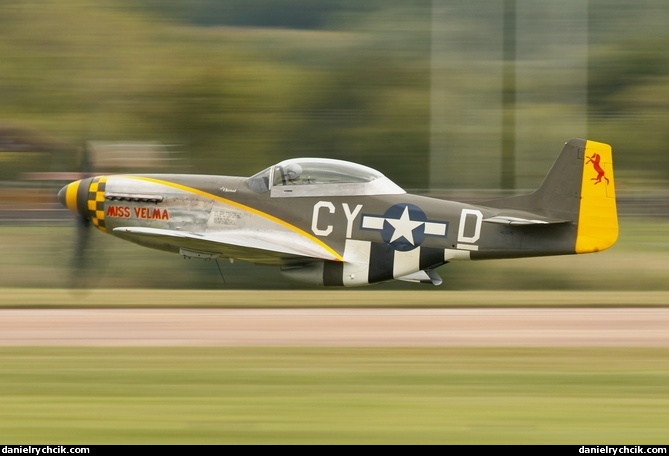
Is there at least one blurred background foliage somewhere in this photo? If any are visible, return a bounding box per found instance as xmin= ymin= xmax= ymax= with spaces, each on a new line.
xmin=2 ymin=0 xmax=669 ymax=184
xmin=0 ymin=0 xmax=431 ymax=184
xmin=0 ymin=0 xmax=667 ymax=290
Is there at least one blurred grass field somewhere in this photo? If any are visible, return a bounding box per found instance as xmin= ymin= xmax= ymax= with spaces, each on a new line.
xmin=1 ymin=347 xmax=668 ymax=444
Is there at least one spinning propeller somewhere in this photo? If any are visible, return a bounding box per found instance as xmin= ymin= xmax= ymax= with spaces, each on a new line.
xmin=57 ymin=143 xmax=96 ymax=289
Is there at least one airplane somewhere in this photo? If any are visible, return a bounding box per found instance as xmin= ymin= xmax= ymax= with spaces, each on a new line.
xmin=57 ymin=138 xmax=618 ymax=287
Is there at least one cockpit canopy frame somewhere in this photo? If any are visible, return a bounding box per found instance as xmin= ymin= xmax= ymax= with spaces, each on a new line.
xmin=247 ymin=158 xmax=405 ymax=197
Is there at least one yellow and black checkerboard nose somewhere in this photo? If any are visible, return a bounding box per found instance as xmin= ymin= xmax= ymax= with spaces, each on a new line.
xmin=86 ymin=176 xmax=107 ymax=232
xmin=57 ymin=176 xmax=108 ymax=233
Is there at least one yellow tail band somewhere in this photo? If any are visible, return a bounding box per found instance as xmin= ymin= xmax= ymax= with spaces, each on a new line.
xmin=575 ymin=140 xmax=618 ymax=253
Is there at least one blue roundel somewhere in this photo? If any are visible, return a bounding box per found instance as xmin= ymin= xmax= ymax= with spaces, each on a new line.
xmin=381 ymin=203 xmax=427 ymax=251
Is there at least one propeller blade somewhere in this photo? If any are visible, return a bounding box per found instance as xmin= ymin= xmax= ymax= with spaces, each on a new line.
xmin=68 ymin=141 xmax=94 ymax=290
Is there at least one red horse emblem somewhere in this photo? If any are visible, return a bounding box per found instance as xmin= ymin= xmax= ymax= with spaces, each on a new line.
xmin=586 ymin=153 xmax=609 ymax=185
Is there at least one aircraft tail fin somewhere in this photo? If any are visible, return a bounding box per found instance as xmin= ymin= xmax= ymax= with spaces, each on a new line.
xmin=483 ymin=138 xmax=618 ymax=253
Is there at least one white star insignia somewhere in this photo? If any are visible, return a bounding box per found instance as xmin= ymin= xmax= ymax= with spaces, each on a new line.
xmin=387 ymin=206 xmax=424 ymax=245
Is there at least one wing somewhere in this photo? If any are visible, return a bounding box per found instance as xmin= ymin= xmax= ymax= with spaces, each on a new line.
xmin=112 ymin=227 xmax=342 ymax=266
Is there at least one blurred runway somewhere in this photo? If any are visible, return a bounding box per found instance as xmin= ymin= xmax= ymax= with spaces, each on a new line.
xmin=1 ymin=308 xmax=668 ymax=346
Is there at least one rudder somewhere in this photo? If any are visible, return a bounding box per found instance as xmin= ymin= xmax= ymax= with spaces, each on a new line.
xmin=575 ymin=140 xmax=618 ymax=253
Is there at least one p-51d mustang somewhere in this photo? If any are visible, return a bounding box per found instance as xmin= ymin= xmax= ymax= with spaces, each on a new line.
xmin=58 ymin=138 xmax=618 ymax=287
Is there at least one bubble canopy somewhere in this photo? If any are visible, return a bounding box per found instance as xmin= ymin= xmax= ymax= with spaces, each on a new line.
xmin=247 ymin=158 xmax=405 ymax=197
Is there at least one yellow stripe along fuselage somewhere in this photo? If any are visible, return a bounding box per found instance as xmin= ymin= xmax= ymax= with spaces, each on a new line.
xmin=126 ymin=176 xmax=344 ymax=262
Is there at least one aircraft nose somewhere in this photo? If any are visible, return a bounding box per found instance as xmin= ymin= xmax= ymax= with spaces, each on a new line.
xmin=57 ymin=184 xmax=68 ymax=208
xmin=57 ymin=179 xmax=84 ymax=215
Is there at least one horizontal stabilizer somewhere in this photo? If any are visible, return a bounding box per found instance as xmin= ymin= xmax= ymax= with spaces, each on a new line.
xmin=483 ymin=215 xmax=569 ymax=225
